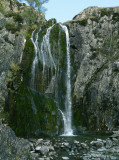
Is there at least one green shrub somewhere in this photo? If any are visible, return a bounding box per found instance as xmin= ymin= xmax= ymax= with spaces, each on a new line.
xmin=69 ymin=19 xmax=88 ymax=26
xmin=78 ymin=19 xmax=88 ymax=26
xmin=90 ymin=46 xmax=97 ymax=52
xmin=7 ymin=62 xmax=20 ymax=83
xmin=112 ymin=12 xmax=119 ymax=21
xmin=21 ymin=9 xmax=37 ymax=26
xmin=13 ymin=14 xmax=23 ymax=24
xmin=0 ymin=4 xmax=5 ymax=14
xmin=5 ymin=12 xmax=23 ymax=24
xmin=101 ymin=9 xmax=112 ymax=17
xmin=5 ymin=22 xmax=21 ymax=33
xmin=10 ymin=62 xmax=20 ymax=72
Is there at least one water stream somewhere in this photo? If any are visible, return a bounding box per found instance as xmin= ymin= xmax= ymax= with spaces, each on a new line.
xmin=60 ymin=24 xmax=73 ymax=136
xmin=30 ymin=29 xmax=40 ymax=89
xmin=31 ymin=23 xmax=73 ymax=136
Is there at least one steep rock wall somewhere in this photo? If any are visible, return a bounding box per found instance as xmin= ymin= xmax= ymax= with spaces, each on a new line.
xmin=0 ymin=0 xmax=47 ymax=155
xmin=0 ymin=0 xmax=45 ymax=115
xmin=66 ymin=7 xmax=119 ymax=133
xmin=2 ymin=4 xmax=119 ymax=137
xmin=0 ymin=11 xmax=25 ymax=113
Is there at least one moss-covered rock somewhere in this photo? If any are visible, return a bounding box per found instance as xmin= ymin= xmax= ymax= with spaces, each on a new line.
xmin=7 ymin=85 xmax=61 ymax=137
xmin=6 ymin=19 xmax=65 ymax=137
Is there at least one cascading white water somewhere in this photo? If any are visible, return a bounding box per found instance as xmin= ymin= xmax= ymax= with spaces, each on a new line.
xmin=30 ymin=29 xmax=39 ymax=88
xmin=30 ymin=25 xmax=56 ymax=90
xmin=31 ymin=23 xmax=73 ymax=136
xmin=60 ymin=24 xmax=73 ymax=136
xmin=40 ymin=25 xmax=56 ymax=75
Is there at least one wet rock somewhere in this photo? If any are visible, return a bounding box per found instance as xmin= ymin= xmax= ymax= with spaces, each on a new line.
xmin=0 ymin=120 xmax=30 ymax=159
xmin=49 ymin=146 xmax=54 ymax=151
xmin=74 ymin=140 xmax=79 ymax=144
xmin=106 ymin=139 xmax=112 ymax=148
xmin=62 ymin=157 xmax=69 ymax=160
xmin=30 ymin=153 xmax=39 ymax=159
xmin=90 ymin=140 xmax=104 ymax=148
xmin=110 ymin=131 xmax=119 ymax=139
xmin=45 ymin=158 xmax=50 ymax=160
xmin=29 ymin=142 xmax=34 ymax=150
xmin=80 ymin=143 xmax=89 ymax=150
xmin=35 ymin=139 xmax=43 ymax=146
xmin=39 ymin=146 xmax=50 ymax=155
xmin=35 ymin=145 xmax=41 ymax=152
xmin=97 ymin=147 xmax=107 ymax=152
xmin=38 ymin=158 xmax=45 ymax=160
xmin=112 ymin=138 xmax=118 ymax=143
xmin=63 ymin=142 xmax=70 ymax=147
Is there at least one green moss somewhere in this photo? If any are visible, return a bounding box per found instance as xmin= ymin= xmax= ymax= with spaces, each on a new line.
xmin=50 ymin=24 xmax=60 ymax=60
xmin=6 ymin=19 xmax=69 ymax=137
xmin=100 ymin=8 xmax=112 ymax=17
xmin=73 ymin=97 xmax=89 ymax=129
xmin=8 ymin=85 xmax=59 ymax=137
xmin=21 ymin=30 xmax=34 ymax=84
xmin=59 ymin=31 xmax=67 ymax=66
xmin=46 ymin=18 xmax=57 ymax=28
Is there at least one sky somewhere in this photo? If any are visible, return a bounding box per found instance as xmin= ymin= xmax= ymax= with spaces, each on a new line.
xmin=43 ymin=0 xmax=119 ymax=23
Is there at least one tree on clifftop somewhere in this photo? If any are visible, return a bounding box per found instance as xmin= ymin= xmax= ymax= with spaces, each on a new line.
xmin=19 ymin=0 xmax=49 ymax=12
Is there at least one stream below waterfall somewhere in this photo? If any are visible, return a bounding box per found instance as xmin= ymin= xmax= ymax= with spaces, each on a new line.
xmin=29 ymin=134 xmax=115 ymax=160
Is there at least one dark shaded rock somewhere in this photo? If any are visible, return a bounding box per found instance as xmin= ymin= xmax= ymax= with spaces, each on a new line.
xmin=7 ymin=86 xmax=62 ymax=137
xmin=90 ymin=140 xmax=104 ymax=148
xmin=66 ymin=6 xmax=119 ymax=133
xmin=0 ymin=120 xmax=30 ymax=159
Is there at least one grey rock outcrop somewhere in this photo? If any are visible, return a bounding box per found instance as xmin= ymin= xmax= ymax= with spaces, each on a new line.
xmin=65 ymin=6 xmax=119 ymax=132
xmin=0 ymin=0 xmax=45 ymax=114
xmin=0 ymin=12 xmax=25 ymax=112
xmin=0 ymin=120 xmax=30 ymax=160
xmin=0 ymin=1 xmax=47 ymax=158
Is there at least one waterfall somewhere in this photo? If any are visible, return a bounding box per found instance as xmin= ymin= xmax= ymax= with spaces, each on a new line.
xmin=31 ymin=22 xmax=73 ymax=136
xmin=40 ymin=25 xmax=56 ymax=75
xmin=60 ymin=24 xmax=73 ymax=136
xmin=30 ymin=25 xmax=56 ymax=90
xmin=30 ymin=29 xmax=39 ymax=89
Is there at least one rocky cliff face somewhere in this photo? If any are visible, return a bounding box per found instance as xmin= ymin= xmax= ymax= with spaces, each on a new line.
xmin=65 ymin=6 xmax=119 ymax=133
xmin=1 ymin=3 xmax=119 ymax=139
xmin=0 ymin=0 xmax=46 ymax=158
xmin=0 ymin=11 xmax=25 ymax=112
xmin=0 ymin=0 xmax=45 ymax=114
